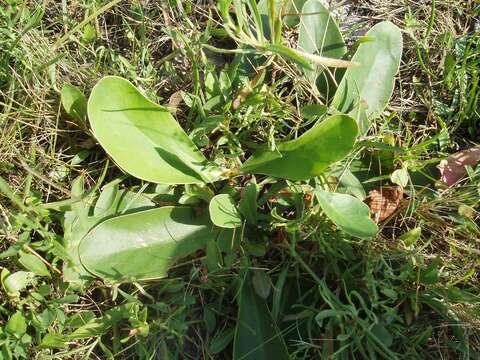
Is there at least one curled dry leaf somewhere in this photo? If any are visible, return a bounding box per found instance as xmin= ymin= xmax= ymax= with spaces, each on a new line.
xmin=366 ymin=186 xmax=403 ymax=222
xmin=438 ymin=145 xmax=480 ymax=186
xmin=167 ymin=91 xmax=183 ymax=113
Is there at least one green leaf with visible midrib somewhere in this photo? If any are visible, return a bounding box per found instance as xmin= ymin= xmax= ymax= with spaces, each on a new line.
xmin=257 ymin=0 xmax=307 ymax=31
xmin=61 ymin=83 xmax=87 ymax=125
xmin=298 ymin=0 xmax=346 ymax=83
xmin=18 ymin=252 xmax=50 ymax=277
xmin=241 ymin=114 xmax=358 ymax=180
xmin=63 ymin=177 xmax=157 ymax=285
xmin=265 ymin=44 xmax=313 ymax=71
xmin=315 ymin=190 xmax=378 ymax=238
xmin=332 ymin=22 xmax=403 ymax=123
xmin=234 ymin=273 xmax=289 ymax=360
xmin=209 ymin=194 xmax=242 ymax=228
xmin=239 ymin=182 xmax=258 ymax=225
xmin=88 ymin=76 xmax=222 ymax=184
xmin=78 ymin=206 xmax=213 ymax=282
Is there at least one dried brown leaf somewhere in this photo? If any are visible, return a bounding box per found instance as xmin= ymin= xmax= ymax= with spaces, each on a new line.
xmin=367 ymin=186 xmax=403 ymax=222
xmin=438 ymin=145 xmax=480 ymax=186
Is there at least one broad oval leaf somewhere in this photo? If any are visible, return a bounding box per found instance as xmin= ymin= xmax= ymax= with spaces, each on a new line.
xmin=40 ymin=333 xmax=68 ymax=349
xmin=61 ymin=83 xmax=87 ymax=125
xmin=390 ymin=167 xmax=409 ymax=188
xmin=332 ymin=22 xmax=403 ymax=124
xmin=206 ymin=239 xmax=223 ymax=271
xmin=315 ymin=190 xmax=378 ymax=238
xmin=62 ymin=176 xmax=95 ymax=285
xmin=241 ymin=114 xmax=358 ymax=180
xmin=257 ymin=0 xmax=307 ymax=30
xmin=88 ymin=76 xmax=222 ymax=184
xmin=285 ymin=0 xmax=307 ymax=27
xmin=6 ymin=312 xmax=27 ymax=336
xmin=335 ymin=168 xmax=366 ymax=200
xmin=399 ymin=227 xmax=421 ymax=246
xmin=298 ymin=0 xmax=346 ymax=83
xmin=233 ymin=273 xmax=289 ymax=360
xmin=3 ymin=271 xmax=35 ymax=295
xmin=209 ymin=194 xmax=242 ymax=228
xmin=299 ymin=104 xmax=328 ymax=120
xmin=93 ymin=183 xmax=119 ymax=217
xmin=63 ymin=177 xmax=157 ymax=285
xmin=252 ymin=270 xmax=271 ymax=299
xmin=18 ymin=252 xmax=50 ymax=277
xmin=78 ymin=206 xmax=213 ymax=282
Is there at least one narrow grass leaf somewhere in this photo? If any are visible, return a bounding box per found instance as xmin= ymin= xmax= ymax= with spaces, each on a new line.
xmin=265 ymin=44 xmax=313 ymax=70
xmin=0 ymin=176 xmax=27 ymax=211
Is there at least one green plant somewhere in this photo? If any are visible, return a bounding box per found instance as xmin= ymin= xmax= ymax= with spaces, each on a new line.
xmin=50 ymin=2 xmax=403 ymax=356
xmin=2 ymin=0 xmax=480 ymax=358
xmin=63 ymin=74 xmax=371 ymax=284
xmin=70 ymin=0 xmax=404 ymax=281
